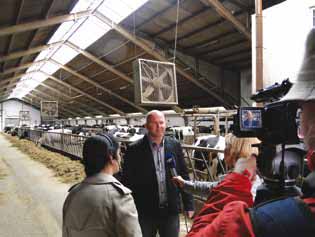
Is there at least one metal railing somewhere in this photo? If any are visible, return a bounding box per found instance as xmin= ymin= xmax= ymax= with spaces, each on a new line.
xmin=18 ymin=128 xmax=225 ymax=182
xmin=19 ymin=128 xmax=88 ymax=159
xmin=182 ymin=144 xmax=225 ymax=182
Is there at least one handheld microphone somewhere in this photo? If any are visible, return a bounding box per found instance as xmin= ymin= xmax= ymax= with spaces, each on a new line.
xmin=165 ymin=153 xmax=178 ymax=177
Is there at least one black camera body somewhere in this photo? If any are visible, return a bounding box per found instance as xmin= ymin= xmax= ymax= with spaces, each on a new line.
xmin=233 ymin=101 xmax=300 ymax=145
xmin=232 ymin=80 xmax=304 ymax=204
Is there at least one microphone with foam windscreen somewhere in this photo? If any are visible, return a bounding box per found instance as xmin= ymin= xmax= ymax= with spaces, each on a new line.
xmin=166 ymin=153 xmax=178 ymax=177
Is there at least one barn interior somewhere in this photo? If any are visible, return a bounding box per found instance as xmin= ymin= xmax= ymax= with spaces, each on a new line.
xmin=0 ymin=0 xmax=287 ymax=120
xmin=1 ymin=1 xmax=315 ymax=236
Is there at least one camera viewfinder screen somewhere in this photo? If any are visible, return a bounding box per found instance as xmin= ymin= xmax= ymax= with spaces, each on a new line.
xmin=240 ymin=109 xmax=262 ymax=130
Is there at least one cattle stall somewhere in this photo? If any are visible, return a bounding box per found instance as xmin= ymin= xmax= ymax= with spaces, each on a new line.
xmin=18 ymin=127 xmax=225 ymax=184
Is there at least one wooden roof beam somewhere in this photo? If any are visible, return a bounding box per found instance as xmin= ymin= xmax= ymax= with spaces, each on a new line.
xmin=0 ymin=91 xmax=11 ymax=100
xmin=5 ymin=0 xmax=58 ymax=94
xmin=214 ymin=53 xmax=250 ymax=64
xmin=24 ymin=94 xmax=70 ymax=118
xmin=176 ymin=11 xmax=244 ymax=45
xmin=207 ymin=48 xmax=250 ymax=61
xmin=0 ymin=64 xmax=108 ymax=116
xmin=0 ymin=72 xmax=31 ymax=86
xmin=228 ymin=0 xmax=251 ymax=12
xmin=22 ymin=97 xmax=39 ymax=108
xmin=199 ymin=38 xmax=248 ymax=56
xmin=0 ymin=78 xmax=105 ymax=117
xmin=184 ymin=30 xmax=239 ymax=50
xmin=26 ymin=93 xmax=77 ymax=118
xmin=65 ymin=41 xmax=134 ymax=85
xmin=200 ymin=0 xmax=251 ymax=41
xmin=0 ymin=10 xmax=91 ymax=37
xmin=31 ymin=89 xmax=90 ymax=117
xmin=1 ymin=0 xmax=25 ymax=71
xmin=0 ymin=41 xmax=62 ymax=63
xmin=40 ymin=70 xmax=125 ymax=115
xmin=94 ymin=11 xmax=230 ymax=107
xmin=0 ymin=58 xmax=142 ymax=113
xmin=35 ymin=83 xmax=108 ymax=116
xmin=0 ymin=60 xmax=46 ymax=76
xmin=49 ymin=59 xmax=147 ymax=113
xmin=0 ymin=84 xmax=18 ymax=95
xmin=23 ymin=96 xmax=69 ymax=118
xmin=151 ymin=6 xmax=211 ymax=37
xmin=136 ymin=0 xmax=178 ymax=29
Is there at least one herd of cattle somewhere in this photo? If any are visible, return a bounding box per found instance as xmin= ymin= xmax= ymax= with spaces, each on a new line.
xmin=4 ymin=124 xmax=227 ymax=181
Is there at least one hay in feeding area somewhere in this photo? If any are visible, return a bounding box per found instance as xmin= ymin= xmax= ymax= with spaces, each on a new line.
xmin=3 ymin=133 xmax=85 ymax=184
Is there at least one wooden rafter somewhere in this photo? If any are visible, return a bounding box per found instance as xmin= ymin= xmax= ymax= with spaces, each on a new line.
xmin=214 ymin=53 xmax=250 ymax=64
xmin=151 ymin=6 xmax=211 ymax=37
xmin=0 ymin=41 xmax=62 ymax=63
xmin=24 ymin=95 xmax=70 ymax=118
xmin=207 ymin=48 xmax=250 ymax=61
xmin=172 ymin=11 xmax=245 ymax=44
xmin=31 ymin=89 xmax=89 ymax=117
xmin=200 ymin=38 xmax=248 ymax=56
xmin=49 ymin=59 xmax=147 ymax=113
xmin=0 ymin=10 xmax=91 ymax=37
xmin=184 ymin=30 xmax=239 ymax=50
xmin=26 ymin=93 xmax=78 ymax=117
xmin=5 ymin=1 xmax=59 ymax=99
xmin=36 ymin=82 xmax=107 ymax=116
xmin=0 ymin=60 xmax=46 ymax=76
xmin=94 ymin=11 xmax=231 ymax=107
xmin=228 ymin=0 xmax=251 ymax=12
xmin=1 ymin=0 xmax=25 ymax=71
xmin=136 ymin=0 xmax=178 ymax=30
xmin=200 ymin=0 xmax=251 ymax=40
xmin=40 ymin=71 xmax=125 ymax=115
xmin=65 ymin=42 xmax=134 ymax=84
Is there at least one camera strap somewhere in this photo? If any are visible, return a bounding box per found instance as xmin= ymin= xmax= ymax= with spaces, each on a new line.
xmin=249 ymin=197 xmax=315 ymax=237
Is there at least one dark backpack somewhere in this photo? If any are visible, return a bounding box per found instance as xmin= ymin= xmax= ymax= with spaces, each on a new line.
xmin=249 ymin=197 xmax=315 ymax=237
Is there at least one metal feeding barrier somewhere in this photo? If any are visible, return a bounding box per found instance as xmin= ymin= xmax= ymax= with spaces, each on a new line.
xmin=16 ymin=127 xmax=226 ymax=233
xmin=18 ymin=128 xmax=225 ymax=180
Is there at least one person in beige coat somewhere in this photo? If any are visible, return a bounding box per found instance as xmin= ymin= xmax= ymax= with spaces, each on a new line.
xmin=62 ymin=134 xmax=142 ymax=237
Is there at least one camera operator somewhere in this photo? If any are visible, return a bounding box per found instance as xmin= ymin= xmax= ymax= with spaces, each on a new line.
xmin=186 ymin=29 xmax=315 ymax=237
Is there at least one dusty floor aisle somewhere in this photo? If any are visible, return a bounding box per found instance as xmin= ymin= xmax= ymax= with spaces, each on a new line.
xmin=0 ymin=133 xmax=192 ymax=236
xmin=0 ymin=134 xmax=70 ymax=237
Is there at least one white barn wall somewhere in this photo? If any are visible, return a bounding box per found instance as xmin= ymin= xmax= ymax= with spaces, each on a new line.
xmin=240 ymin=69 xmax=253 ymax=106
xmin=252 ymin=0 xmax=314 ymax=90
xmin=0 ymin=99 xmax=41 ymax=131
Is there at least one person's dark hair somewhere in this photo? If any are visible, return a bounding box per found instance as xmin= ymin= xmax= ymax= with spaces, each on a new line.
xmin=82 ymin=133 xmax=119 ymax=177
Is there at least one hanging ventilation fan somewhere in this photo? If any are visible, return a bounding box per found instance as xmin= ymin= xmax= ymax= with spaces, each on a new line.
xmin=133 ymin=58 xmax=178 ymax=106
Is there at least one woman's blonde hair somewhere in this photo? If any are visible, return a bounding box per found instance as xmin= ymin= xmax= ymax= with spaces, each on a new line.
xmin=224 ymin=133 xmax=260 ymax=170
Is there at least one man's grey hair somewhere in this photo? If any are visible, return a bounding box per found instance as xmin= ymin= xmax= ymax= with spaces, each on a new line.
xmin=145 ymin=110 xmax=165 ymax=124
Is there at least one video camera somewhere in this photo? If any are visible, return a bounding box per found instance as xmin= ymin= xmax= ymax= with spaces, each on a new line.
xmin=232 ymin=79 xmax=305 ymax=204
xmin=233 ymin=79 xmax=300 ymax=145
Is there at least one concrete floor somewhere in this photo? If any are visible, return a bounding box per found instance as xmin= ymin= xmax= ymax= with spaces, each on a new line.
xmin=0 ymin=134 xmax=70 ymax=237
xmin=0 ymin=134 xmax=193 ymax=236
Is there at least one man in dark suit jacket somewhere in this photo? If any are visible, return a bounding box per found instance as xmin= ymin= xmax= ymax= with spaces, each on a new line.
xmin=122 ymin=110 xmax=194 ymax=237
